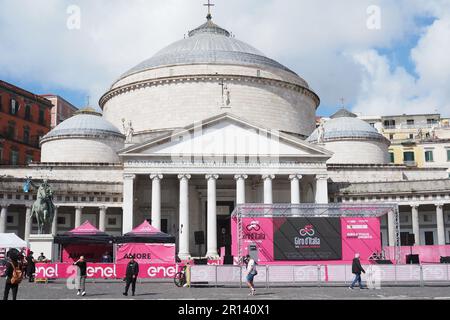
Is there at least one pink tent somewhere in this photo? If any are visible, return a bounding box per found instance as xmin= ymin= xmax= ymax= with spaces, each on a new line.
xmin=55 ymin=221 xmax=114 ymax=263
xmin=115 ymin=220 xmax=176 ymax=264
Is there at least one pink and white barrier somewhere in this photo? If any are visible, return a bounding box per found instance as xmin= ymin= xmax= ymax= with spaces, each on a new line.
xmin=35 ymin=263 xmax=183 ymax=279
xmin=383 ymin=245 xmax=450 ymax=264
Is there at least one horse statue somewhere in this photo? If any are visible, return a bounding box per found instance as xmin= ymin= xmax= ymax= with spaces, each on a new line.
xmin=26 ymin=179 xmax=55 ymax=234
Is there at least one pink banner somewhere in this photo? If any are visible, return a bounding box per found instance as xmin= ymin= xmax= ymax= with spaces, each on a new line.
xmin=341 ymin=217 xmax=382 ymax=261
xmin=231 ymin=216 xmax=382 ymax=264
xmin=35 ymin=263 xmax=182 ymax=279
xmin=115 ymin=243 xmax=176 ymax=264
xmin=62 ymin=244 xmax=113 ymax=263
xmin=231 ymin=217 xmax=274 ymax=263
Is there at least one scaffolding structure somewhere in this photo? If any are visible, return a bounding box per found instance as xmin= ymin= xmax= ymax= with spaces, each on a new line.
xmin=231 ymin=203 xmax=401 ymax=264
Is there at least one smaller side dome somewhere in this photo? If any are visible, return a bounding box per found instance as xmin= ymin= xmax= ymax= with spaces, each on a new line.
xmin=307 ymin=109 xmax=387 ymax=143
xmin=41 ymin=108 xmax=124 ymax=142
xmin=40 ymin=108 xmax=125 ymax=164
xmin=307 ymin=108 xmax=390 ymax=165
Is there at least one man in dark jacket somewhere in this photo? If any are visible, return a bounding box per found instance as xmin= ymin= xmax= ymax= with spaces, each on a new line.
xmin=123 ymin=256 xmax=139 ymax=296
xmin=26 ymin=251 xmax=36 ymax=282
xmin=349 ymin=253 xmax=366 ymax=289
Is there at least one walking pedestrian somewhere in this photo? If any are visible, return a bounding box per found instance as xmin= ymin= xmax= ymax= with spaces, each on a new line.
xmin=3 ymin=255 xmax=23 ymax=300
xmin=245 ymin=255 xmax=257 ymax=296
xmin=123 ymin=256 xmax=139 ymax=296
xmin=26 ymin=251 xmax=36 ymax=282
xmin=349 ymin=253 xmax=366 ymax=290
xmin=73 ymin=256 xmax=87 ymax=296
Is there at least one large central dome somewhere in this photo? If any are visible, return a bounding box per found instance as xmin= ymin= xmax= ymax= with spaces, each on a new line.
xmin=119 ymin=18 xmax=299 ymax=82
xmin=101 ymin=15 xmax=320 ymax=138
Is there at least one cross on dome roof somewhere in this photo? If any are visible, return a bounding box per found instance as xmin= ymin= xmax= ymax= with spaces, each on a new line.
xmin=204 ymin=0 xmax=215 ymax=20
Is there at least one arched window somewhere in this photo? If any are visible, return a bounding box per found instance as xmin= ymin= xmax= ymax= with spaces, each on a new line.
xmin=10 ymin=98 xmax=20 ymax=115
xmin=25 ymin=104 xmax=31 ymax=120
xmin=23 ymin=126 xmax=30 ymax=144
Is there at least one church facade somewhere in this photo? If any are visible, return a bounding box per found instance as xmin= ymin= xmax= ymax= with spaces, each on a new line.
xmin=1 ymin=15 xmax=450 ymax=259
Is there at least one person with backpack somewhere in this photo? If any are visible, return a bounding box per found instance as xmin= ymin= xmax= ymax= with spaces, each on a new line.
xmin=3 ymin=256 xmax=23 ymax=300
xmin=123 ymin=256 xmax=139 ymax=296
xmin=73 ymin=256 xmax=87 ymax=296
xmin=245 ymin=254 xmax=257 ymax=296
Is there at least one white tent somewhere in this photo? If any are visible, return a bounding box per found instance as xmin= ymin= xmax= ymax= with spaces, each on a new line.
xmin=0 ymin=233 xmax=27 ymax=249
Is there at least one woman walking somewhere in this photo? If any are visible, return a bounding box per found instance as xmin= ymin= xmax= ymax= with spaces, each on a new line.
xmin=245 ymin=255 xmax=257 ymax=296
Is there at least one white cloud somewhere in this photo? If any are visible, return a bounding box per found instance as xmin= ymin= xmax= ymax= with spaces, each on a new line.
xmin=0 ymin=0 xmax=449 ymax=116
xmin=352 ymin=11 xmax=450 ymax=116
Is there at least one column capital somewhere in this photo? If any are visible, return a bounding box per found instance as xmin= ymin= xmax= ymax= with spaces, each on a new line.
xmin=75 ymin=205 xmax=84 ymax=210
xmin=410 ymin=203 xmax=420 ymax=209
xmin=262 ymin=174 xmax=275 ymax=181
xmin=0 ymin=203 xmax=10 ymax=209
xmin=178 ymin=174 xmax=192 ymax=181
xmin=99 ymin=205 xmax=108 ymax=211
xmin=123 ymin=174 xmax=136 ymax=180
xmin=316 ymin=174 xmax=328 ymax=180
xmin=289 ymin=174 xmax=303 ymax=181
xmin=205 ymin=174 xmax=219 ymax=181
xmin=234 ymin=174 xmax=248 ymax=181
xmin=435 ymin=203 xmax=445 ymax=209
xmin=150 ymin=174 xmax=163 ymax=181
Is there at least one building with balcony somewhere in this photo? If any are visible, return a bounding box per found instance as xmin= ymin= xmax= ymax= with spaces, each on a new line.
xmin=0 ymin=80 xmax=52 ymax=165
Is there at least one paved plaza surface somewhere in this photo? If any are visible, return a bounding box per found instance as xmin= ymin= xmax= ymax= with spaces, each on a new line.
xmin=2 ymin=278 xmax=450 ymax=300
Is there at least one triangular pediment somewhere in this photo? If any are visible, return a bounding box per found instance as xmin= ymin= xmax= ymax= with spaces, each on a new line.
xmin=120 ymin=113 xmax=332 ymax=160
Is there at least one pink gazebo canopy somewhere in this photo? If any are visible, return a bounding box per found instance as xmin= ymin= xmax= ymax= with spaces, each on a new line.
xmin=129 ymin=220 xmax=163 ymax=235
xmin=68 ymin=221 xmax=104 ymax=235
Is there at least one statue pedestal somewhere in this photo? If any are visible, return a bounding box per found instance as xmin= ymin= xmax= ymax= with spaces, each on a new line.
xmin=29 ymin=234 xmax=56 ymax=262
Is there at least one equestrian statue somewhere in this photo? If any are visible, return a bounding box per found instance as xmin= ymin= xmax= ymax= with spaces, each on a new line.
xmin=24 ymin=178 xmax=55 ymax=234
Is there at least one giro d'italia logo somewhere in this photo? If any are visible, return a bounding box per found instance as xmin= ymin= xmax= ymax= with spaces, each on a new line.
xmin=299 ymin=225 xmax=315 ymax=236
xmin=246 ymin=221 xmax=261 ymax=231
xmin=243 ymin=221 xmax=265 ymax=241
xmin=295 ymin=224 xmax=320 ymax=248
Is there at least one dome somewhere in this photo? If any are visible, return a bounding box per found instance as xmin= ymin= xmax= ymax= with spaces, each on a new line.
xmin=101 ymin=16 xmax=319 ymax=138
xmin=307 ymin=109 xmax=386 ymax=143
xmin=40 ymin=108 xmax=125 ymax=164
xmin=117 ymin=17 xmax=302 ymax=84
xmin=42 ymin=109 xmax=124 ymax=141
xmin=307 ymin=108 xmax=390 ymax=165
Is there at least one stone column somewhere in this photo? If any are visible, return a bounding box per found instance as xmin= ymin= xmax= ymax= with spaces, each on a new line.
xmin=289 ymin=174 xmax=303 ymax=204
xmin=0 ymin=204 xmax=8 ymax=234
xmin=75 ymin=206 xmax=83 ymax=228
xmin=178 ymin=174 xmax=191 ymax=260
xmin=411 ymin=204 xmax=420 ymax=245
xmin=387 ymin=211 xmax=396 ymax=247
xmin=436 ymin=203 xmax=445 ymax=245
xmin=315 ymin=174 xmax=329 ymax=204
xmin=24 ymin=205 xmax=32 ymax=245
xmin=122 ymin=174 xmax=136 ymax=234
xmin=99 ymin=206 xmax=107 ymax=232
xmin=150 ymin=174 xmax=163 ymax=230
xmin=51 ymin=205 xmax=59 ymax=236
xmin=262 ymin=175 xmax=275 ymax=204
xmin=234 ymin=175 xmax=248 ymax=205
xmin=206 ymin=174 xmax=219 ymax=258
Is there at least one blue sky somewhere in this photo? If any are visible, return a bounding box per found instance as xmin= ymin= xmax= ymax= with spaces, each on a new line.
xmin=1 ymin=0 xmax=449 ymax=117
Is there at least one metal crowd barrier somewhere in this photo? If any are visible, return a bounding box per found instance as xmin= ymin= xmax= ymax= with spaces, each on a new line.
xmin=190 ymin=264 xmax=450 ymax=287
